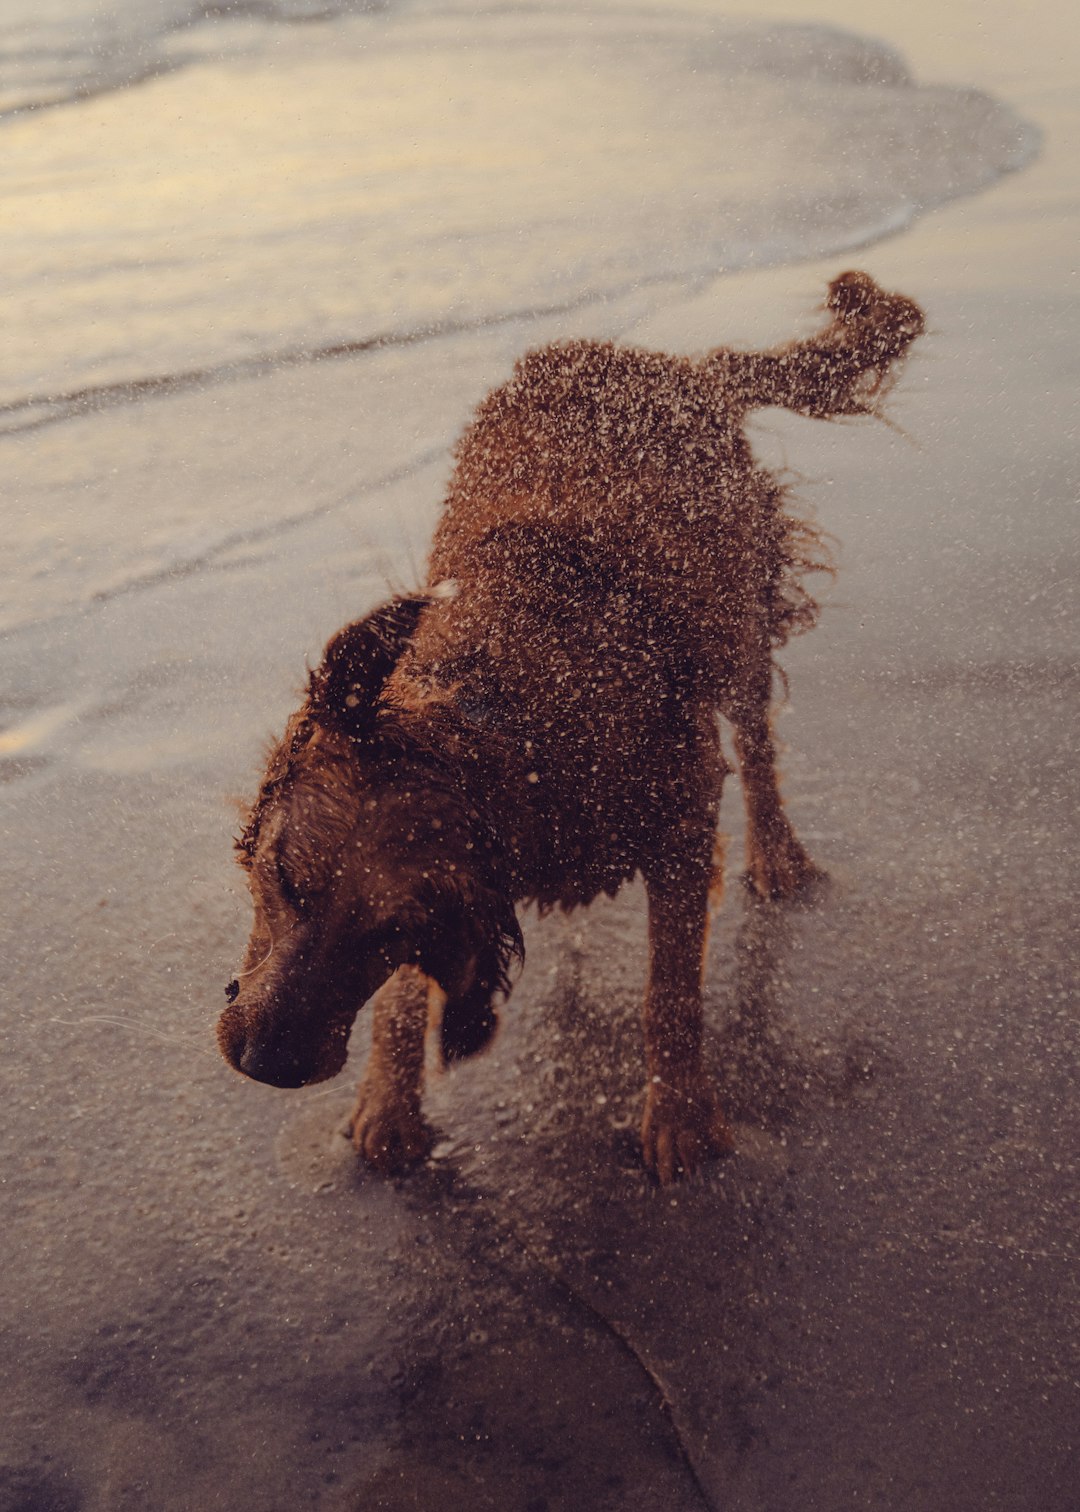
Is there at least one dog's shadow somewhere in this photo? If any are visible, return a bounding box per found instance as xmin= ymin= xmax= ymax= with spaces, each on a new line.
xmin=371 ymin=888 xmax=877 ymax=1496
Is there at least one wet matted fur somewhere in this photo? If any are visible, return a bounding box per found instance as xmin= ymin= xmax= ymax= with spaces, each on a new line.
xmin=218 ymin=270 xmax=924 ymax=1183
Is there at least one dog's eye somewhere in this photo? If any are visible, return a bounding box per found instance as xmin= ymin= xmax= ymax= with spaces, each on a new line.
xmin=275 ymin=852 xmax=314 ymax=913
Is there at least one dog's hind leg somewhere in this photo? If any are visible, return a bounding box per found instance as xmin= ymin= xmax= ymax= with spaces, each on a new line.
xmin=641 ymin=839 xmax=735 ymax=1184
xmin=724 ymin=635 xmax=822 ymax=901
xmin=349 ymin=965 xmax=435 ymax=1174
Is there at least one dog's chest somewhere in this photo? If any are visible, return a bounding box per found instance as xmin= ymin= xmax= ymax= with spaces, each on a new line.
xmin=498 ymin=698 xmax=703 ymax=908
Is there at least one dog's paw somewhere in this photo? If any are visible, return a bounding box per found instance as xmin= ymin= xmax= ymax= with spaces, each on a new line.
xmin=348 ymin=1084 xmax=433 ymax=1175
xmin=641 ymin=1080 xmax=734 ymax=1185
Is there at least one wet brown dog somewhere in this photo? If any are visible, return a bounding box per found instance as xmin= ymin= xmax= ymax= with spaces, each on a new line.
xmin=218 ymin=271 xmax=923 ymax=1183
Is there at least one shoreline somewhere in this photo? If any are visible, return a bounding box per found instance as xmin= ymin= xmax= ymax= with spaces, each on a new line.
xmin=0 ymin=6 xmax=1038 ymax=408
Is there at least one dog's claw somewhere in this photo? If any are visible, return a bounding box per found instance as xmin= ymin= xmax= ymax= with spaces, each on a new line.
xmin=348 ymin=1084 xmax=433 ymax=1175
xmin=641 ymin=1082 xmax=734 ymax=1185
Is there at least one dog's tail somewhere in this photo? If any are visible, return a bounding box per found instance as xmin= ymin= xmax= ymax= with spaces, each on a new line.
xmin=708 ymin=271 xmax=924 ymax=420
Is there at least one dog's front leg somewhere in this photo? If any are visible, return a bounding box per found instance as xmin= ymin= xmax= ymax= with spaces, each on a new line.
xmin=641 ymin=856 xmax=734 ymax=1183
xmin=349 ymin=965 xmax=434 ymax=1174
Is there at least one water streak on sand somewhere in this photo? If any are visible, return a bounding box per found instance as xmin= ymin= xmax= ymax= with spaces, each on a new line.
xmin=0 ymin=701 xmax=85 ymax=756
xmin=0 ymin=288 xmax=658 ymax=437
xmin=2 ymin=442 xmax=445 ymax=641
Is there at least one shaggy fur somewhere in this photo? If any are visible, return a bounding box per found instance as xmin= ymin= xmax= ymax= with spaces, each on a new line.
xmin=218 ymin=270 xmax=924 ymax=1183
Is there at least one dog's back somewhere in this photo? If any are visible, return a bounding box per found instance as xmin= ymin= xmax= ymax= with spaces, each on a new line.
xmin=432 ymin=339 xmax=767 ymax=651
xmin=394 ymin=273 xmax=922 ymax=907
xmin=432 ymin=270 xmax=923 ymax=628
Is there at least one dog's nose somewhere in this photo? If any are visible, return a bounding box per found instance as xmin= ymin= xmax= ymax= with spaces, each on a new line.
xmin=237 ymin=1035 xmax=308 ymax=1089
xmin=218 ymin=1007 xmax=309 ymax=1087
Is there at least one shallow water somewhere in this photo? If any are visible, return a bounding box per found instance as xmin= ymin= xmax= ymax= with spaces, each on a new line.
xmin=4 ymin=5 xmax=1035 ymax=411
xmin=3 ymin=2 xmax=1036 ymax=636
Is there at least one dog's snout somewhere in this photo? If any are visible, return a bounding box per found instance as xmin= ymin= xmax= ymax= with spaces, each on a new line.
xmin=237 ymin=1037 xmax=308 ymax=1089
xmin=218 ymin=1000 xmax=317 ymax=1089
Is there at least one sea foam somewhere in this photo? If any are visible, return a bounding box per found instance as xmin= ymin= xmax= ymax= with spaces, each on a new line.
xmin=0 ymin=3 xmax=1038 ymax=634
xmin=1 ymin=6 xmax=1037 ymax=411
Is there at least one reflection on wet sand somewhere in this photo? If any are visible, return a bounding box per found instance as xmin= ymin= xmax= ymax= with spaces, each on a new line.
xmin=715 ymin=887 xmax=886 ymax=1133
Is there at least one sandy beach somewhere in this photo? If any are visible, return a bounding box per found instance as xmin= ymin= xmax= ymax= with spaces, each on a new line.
xmin=1 ymin=0 xmax=1078 ymax=1507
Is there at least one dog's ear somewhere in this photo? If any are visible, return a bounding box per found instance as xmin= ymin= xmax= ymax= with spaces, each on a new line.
xmin=309 ymin=595 xmax=429 ymax=738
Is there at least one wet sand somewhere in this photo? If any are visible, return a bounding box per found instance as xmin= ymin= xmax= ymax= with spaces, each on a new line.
xmin=2 ymin=2 xmax=1078 ymax=1509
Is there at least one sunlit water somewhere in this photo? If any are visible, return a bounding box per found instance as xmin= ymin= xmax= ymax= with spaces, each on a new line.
xmin=1 ymin=0 xmax=1037 ymax=637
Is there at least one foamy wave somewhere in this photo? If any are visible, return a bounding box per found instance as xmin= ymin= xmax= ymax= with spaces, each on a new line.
xmin=0 ymin=7 xmax=1038 ymax=413
xmin=0 ymin=4 xmax=1040 ymax=634
xmin=0 ymin=0 xmax=385 ymax=117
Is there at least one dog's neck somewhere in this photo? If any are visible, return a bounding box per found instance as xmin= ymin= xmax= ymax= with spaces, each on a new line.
xmin=375 ymin=678 xmax=539 ymax=897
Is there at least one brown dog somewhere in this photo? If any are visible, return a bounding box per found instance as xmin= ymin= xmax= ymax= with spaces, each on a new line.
xmin=218 ymin=271 xmax=923 ymax=1183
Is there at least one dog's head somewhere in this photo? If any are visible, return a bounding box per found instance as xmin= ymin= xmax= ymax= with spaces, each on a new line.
xmin=217 ymin=596 xmax=521 ymax=1088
